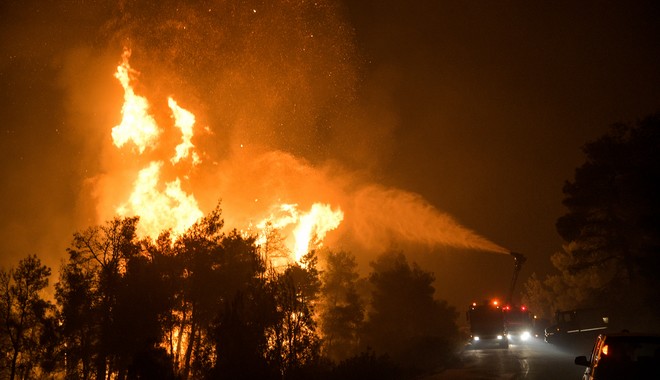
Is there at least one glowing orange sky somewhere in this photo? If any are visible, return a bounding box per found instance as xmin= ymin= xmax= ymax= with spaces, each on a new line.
xmin=1 ymin=0 xmax=658 ymax=309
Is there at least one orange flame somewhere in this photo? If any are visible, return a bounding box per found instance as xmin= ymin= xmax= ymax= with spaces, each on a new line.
xmin=116 ymin=162 xmax=203 ymax=238
xmin=105 ymin=49 xmax=508 ymax=262
xmin=109 ymin=49 xmax=343 ymax=262
xmin=112 ymin=49 xmax=160 ymax=153
xmin=292 ymin=203 xmax=343 ymax=262
xmin=254 ymin=203 xmax=344 ymax=264
xmin=168 ymin=97 xmax=200 ymax=165
xmin=111 ymin=50 xmax=203 ymax=240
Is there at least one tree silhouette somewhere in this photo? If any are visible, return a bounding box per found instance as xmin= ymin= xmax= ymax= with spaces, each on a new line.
xmin=57 ymin=216 xmax=141 ymax=379
xmin=267 ymin=251 xmax=322 ymax=378
xmin=56 ymin=253 xmax=96 ymax=379
xmin=207 ymin=230 xmax=278 ymax=379
xmin=0 ymin=255 xmax=54 ymax=380
xmin=112 ymin=253 xmax=173 ymax=378
xmin=524 ymin=113 xmax=660 ymax=325
xmin=319 ymin=250 xmax=364 ymax=362
xmin=362 ymin=251 xmax=459 ymax=374
xmin=143 ymin=230 xmax=184 ymax=375
xmin=4 ymin=201 xmax=474 ymax=379
xmin=172 ymin=204 xmax=225 ymax=379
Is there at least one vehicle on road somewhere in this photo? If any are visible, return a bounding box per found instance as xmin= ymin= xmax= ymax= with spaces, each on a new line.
xmin=467 ymin=300 xmax=509 ymax=348
xmin=503 ymin=304 xmax=533 ymax=342
xmin=545 ymin=308 xmax=611 ymax=345
xmin=466 ymin=252 xmax=528 ymax=349
xmin=574 ymin=331 xmax=660 ymax=379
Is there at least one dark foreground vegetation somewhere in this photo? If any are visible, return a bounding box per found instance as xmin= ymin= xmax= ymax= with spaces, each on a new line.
xmin=522 ymin=113 xmax=660 ymax=330
xmin=1 ymin=205 xmax=460 ymax=380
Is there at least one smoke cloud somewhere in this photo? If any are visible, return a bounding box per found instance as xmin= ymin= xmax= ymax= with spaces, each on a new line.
xmin=1 ymin=1 xmax=508 ymax=273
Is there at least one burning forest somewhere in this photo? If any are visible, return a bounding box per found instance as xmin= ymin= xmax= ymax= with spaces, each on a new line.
xmin=3 ymin=0 xmax=660 ymax=379
xmin=3 ymin=1 xmax=587 ymax=379
xmin=97 ymin=47 xmax=507 ymax=267
xmin=0 ymin=2 xmax=511 ymax=378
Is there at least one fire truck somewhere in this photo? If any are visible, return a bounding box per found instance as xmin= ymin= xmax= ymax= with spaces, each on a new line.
xmin=467 ymin=252 xmax=529 ymax=348
xmin=467 ymin=299 xmax=509 ymax=348
xmin=503 ymin=304 xmax=533 ymax=342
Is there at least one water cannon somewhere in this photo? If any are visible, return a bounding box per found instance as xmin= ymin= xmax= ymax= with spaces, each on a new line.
xmin=510 ymin=251 xmax=526 ymax=270
xmin=507 ymin=251 xmax=527 ymax=305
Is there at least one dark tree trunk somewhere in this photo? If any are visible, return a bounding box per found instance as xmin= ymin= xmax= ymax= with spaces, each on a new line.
xmin=10 ymin=348 xmax=18 ymax=380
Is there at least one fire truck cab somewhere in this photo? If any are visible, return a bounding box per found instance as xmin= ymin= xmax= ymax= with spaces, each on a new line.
xmin=467 ymin=300 xmax=509 ymax=348
xmin=503 ymin=304 xmax=533 ymax=342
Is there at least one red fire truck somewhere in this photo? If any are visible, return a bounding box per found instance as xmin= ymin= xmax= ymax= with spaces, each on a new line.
xmin=467 ymin=299 xmax=509 ymax=348
xmin=503 ymin=304 xmax=533 ymax=342
xmin=467 ymin=252 xmax=529 ymax=348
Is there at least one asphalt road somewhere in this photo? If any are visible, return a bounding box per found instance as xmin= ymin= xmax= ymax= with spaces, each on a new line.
xmin=426 ymin=338 xmax=590 ymax=380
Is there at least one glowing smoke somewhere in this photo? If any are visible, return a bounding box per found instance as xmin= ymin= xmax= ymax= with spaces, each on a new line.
xmin=84 ymin=2 xmax=508 ymax=260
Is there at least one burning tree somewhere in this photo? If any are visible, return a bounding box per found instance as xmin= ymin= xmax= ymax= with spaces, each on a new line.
xmin=10 ymin=204 xmax=466 ymax=380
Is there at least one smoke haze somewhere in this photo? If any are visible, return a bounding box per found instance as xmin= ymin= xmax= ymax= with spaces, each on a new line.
xmin=4 ymin=0 xmax=658 ymax=310
xmin=69 ymin=0 xmax=507 ymax=260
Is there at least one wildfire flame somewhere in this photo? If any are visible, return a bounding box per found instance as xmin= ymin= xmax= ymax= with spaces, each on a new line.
xmin=255 ymin=203 xmax=344 ymax=264
xmin=169 ymin=97 xmax=200 ymax=165
xmin=116 ymin=162 xmax=203 ymax=238
xmin=292 ymin=203 xmax=343 ymax=262
xmin=111 ymin=48 xmax=204 ymax=239
xmin=112 ymin=49 xmax=160 ymax=153
xmin=107 ymin=48 xmax=503 ymax=265
xmin=110 ymin=49 xmax=343 ymax=263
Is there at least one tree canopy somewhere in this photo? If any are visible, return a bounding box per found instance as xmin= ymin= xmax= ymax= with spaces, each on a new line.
xmin=0 ymin=255 xmax=54 ymax=380
xmin=319 ymin=250 xmax=364 ymax=362
xmin=1 ymin=202 xmax=460 ymax=379
xmin=524 ymin=112 xmax=660 ymax=326
xmin=362 ymin=251 xmax=459 ymax=374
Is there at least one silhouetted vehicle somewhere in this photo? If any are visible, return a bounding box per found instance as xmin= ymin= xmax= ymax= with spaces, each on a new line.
xmin=467 ymin=300 xmax=509 ymax=349
xmin=574 ymin=332 xmax=660 ymax=379
xmin=545 ymin=308 xmax=611 ymax=345
xmin=466 ymin=252 xmax=528 ymax=349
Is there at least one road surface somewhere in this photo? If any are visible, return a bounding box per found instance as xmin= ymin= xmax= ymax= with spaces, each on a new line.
xmin=426 ymin=338 xmax=589 ymax=380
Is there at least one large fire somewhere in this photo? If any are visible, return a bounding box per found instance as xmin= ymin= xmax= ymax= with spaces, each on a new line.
xmin=110 ymin=49 xmax=343 ymax=264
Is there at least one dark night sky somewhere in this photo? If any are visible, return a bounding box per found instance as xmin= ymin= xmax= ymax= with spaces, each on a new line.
xmin=1 ymin=0 xmax=659 ymax=310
